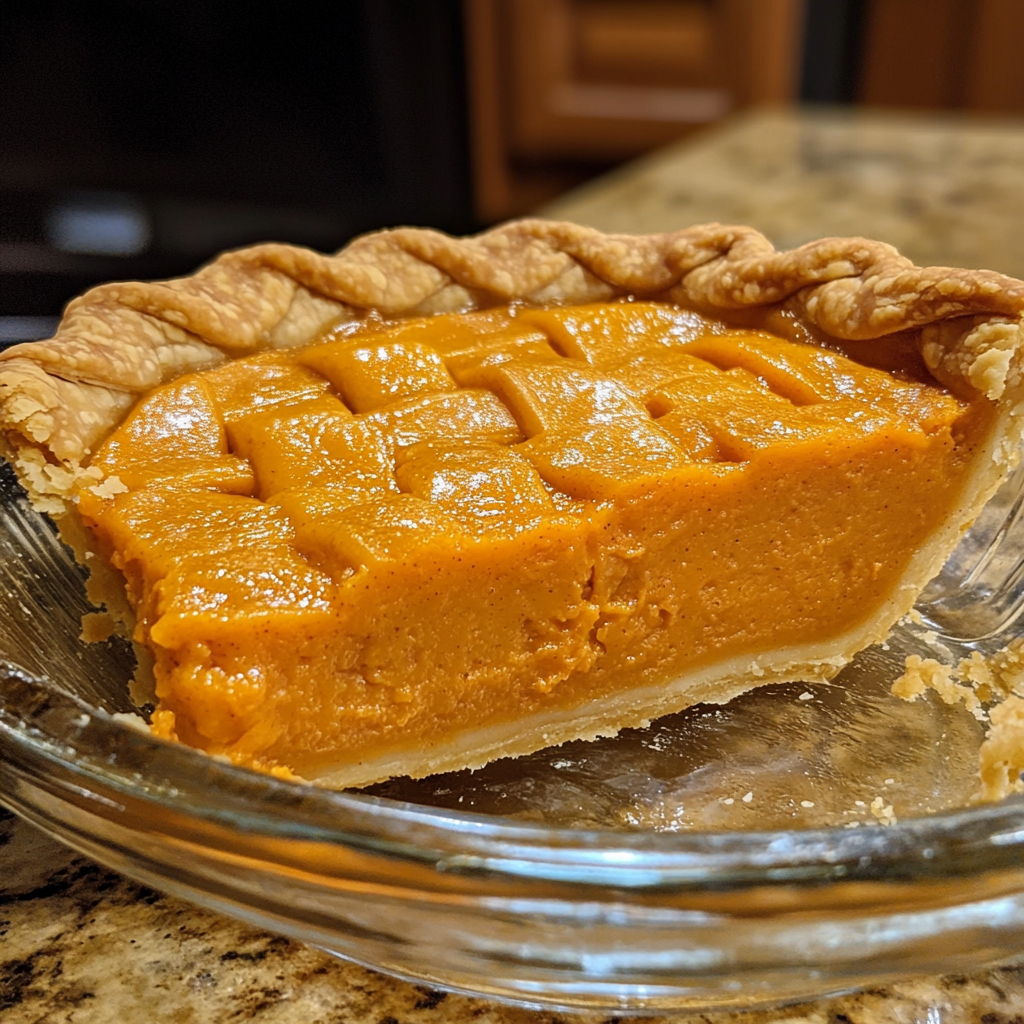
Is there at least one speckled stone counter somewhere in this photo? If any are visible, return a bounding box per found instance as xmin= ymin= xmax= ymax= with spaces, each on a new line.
xmin=541 ymin=106 xmax=1024 ymax=280
xmin=11 ymin=106 xmax=1024 ymax=1022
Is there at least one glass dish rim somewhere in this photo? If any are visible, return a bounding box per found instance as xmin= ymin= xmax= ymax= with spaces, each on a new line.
xmin=6 ymin=661 xmax=1024 ymax=892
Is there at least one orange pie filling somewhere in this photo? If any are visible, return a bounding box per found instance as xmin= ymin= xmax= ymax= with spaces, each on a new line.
xmin=73 ymin=302 xmax=993 ymax=782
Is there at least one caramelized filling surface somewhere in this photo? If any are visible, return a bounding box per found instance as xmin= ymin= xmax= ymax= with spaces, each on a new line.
xmin=75 ymin=302 xmax=990 ymax=777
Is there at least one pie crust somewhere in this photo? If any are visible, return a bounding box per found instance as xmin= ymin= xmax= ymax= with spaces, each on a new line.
xmin=2 ymin=219 xmax=1024 ymax=785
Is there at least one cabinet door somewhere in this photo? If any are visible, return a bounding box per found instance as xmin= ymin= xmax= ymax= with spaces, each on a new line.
xmin=466 ymin=0 xmax=805 ymax=221
xmin=860 ymin=0 xmax=1024 ymax=112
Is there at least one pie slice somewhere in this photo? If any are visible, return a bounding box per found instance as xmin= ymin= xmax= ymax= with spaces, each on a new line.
xmin=2 ymin=220 xmax=1024 ymax=786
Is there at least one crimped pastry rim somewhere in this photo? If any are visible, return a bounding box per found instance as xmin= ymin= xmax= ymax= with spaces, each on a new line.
xmin=3 ymin=219 xmax=1024 ymax=786
xmin=3 ymin=218 xmax=1024 ymax=513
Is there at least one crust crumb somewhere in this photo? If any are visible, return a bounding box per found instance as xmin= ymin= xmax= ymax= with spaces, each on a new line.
xmin=987 ymin=638 xmax=1024 ymax=696
xmin=979 ymin=696 xmax=1024 ymax=802
xmin=891 ymin=655 xmax=984 ymax=719
xmin=12 ymin=446 xmax=101 ymax=514
xmin=869 ymin=795 xmax=897 ymax=825
xmin=892 ymin=639 xmax=1024 ymax=801
xmin=87 ymin=474 xmax=128 ymax=499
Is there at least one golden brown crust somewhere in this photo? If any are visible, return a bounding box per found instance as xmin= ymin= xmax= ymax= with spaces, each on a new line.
xmin=4 ymin=219 xmax=1024 ymax=503
xmin=5 ymin=218 xmax=1024 ymax=787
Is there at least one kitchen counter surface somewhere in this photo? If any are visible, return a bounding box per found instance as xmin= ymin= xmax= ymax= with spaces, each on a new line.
xmin=541 ymin=106 xmax=1024 ymax=280
xmin=9 ymin=105 xmax=1024 ymax=1023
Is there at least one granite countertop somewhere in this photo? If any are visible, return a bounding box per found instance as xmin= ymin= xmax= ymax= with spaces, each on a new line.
xmin=541 ymin=105 xmax=1024 ymax=280
xmin=10 ymin=105 xmax=1024 ymax=1023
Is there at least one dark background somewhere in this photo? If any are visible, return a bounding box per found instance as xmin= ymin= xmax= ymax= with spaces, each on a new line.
xmin=0 ymin=0 xmax=863 ymax=332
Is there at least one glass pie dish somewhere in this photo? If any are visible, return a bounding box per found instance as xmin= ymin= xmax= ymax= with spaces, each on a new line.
xmin=3 ymin=456 xmax=1024 ymax=1014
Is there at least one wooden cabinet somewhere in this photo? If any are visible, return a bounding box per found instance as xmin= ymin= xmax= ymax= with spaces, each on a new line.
xmin=465 ymin=0 xmax=805 ymax=222
xmin=860 ymin=0 xmax=1024 ymax=113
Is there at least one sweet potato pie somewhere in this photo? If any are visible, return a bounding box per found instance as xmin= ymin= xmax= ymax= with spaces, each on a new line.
xmin=2 ymin=221 xmax=1024 ymax=786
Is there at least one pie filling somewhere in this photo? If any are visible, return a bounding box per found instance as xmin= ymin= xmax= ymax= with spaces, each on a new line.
xmin=73 ymin=301 xmax=993 ymax=781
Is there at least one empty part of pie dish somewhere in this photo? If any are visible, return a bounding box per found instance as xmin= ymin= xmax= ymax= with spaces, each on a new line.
xmin=5 ymin=222 xmax=1024 ymax=1012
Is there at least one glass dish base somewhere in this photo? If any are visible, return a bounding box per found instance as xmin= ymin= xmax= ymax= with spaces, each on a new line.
xmin=4 ymin=458 xmax=1024 ymax=1013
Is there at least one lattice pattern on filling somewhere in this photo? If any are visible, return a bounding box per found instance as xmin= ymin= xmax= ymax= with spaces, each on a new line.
xmin=87 ymin=302 xmax=962 ymax=588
